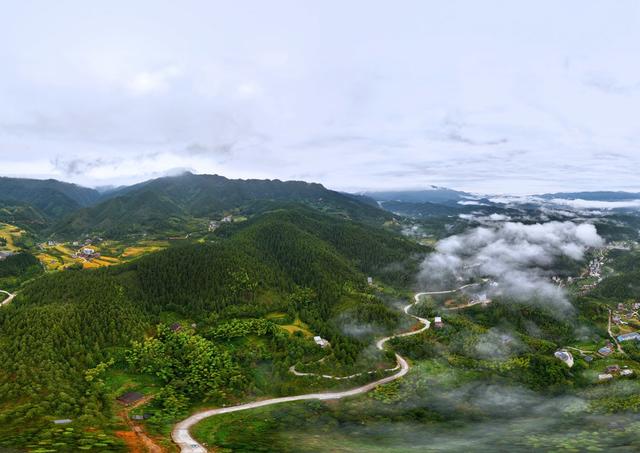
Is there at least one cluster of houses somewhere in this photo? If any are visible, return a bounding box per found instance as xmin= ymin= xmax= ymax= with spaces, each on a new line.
xmin=612 ymin=301 xmax=640 ymax=329
xmin=72 ymin=247 xmax=100 ymax=260
xmin=550 ymin=249 xmax=609 ymax=294
xmin=71 ymin=237 xmax=102 ymax=247
xmin=586 ymin=254 xmax=605 ymax=280
xmin=606 ymin=241 xmax=635 ymax=251
xmin=598 ymin=364 xmax=634 ymax=381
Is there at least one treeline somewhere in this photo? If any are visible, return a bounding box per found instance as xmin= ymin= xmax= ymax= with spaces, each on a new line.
xmin=0 ymin=271 xmax=147 ymax=446
xmin=0 ymin=252 xmax=41 ymax=279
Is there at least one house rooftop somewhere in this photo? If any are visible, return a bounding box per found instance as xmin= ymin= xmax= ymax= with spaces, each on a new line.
xmin=117 ymin=391 xmax=144 ymax=405
xmin=617 ymin=332 xmax=640 ymax=342
xmin=598 ymin=346 xmax=612 ymax=355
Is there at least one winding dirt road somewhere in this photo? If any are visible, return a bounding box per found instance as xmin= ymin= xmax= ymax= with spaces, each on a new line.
xmin=0 ymin=290 xmax=15 ymax=307
xmin=172 ymin=291 xmax=433 ymax=453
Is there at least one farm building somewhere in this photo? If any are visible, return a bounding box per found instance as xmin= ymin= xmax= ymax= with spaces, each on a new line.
xmin=117 ymin=391 xmax=144 ymax=405
xmin=53 ymin=419 xmax=72 ymax=424
xmin=554 ymin=350 xmax=574 ymax=368
xmin=598 ymin=346 xmax=613 ymax=356
xmin=617 ymin=332 xmax=640 ymax=342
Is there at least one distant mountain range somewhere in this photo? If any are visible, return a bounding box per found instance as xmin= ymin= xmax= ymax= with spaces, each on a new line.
xmin=363 ymin=187 xmax=473 ymax=204
xmin=537 ymin=191 xmax=640 ymax=201
xmin=0 ymin=173 xmax=390 ymax=238
xmin=2 ymin=173 xmax=640 ymax=239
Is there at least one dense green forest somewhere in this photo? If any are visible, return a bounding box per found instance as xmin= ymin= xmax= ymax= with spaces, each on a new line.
xmin=0 ymin=205 xmax=426 ymax=450
xmin=0 ymin=252 xmax=43 ymax=290
xmin=49 ymin=173 xmax=391 ymax=239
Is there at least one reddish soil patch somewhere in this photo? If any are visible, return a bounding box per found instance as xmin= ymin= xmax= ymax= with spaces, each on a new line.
xmin=115 ymin=430 xmax=144 ymax=453
xmin=117 ymin=394 xmax=165 ymax=453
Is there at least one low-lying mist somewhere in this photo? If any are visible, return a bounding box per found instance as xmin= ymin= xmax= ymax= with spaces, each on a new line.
xmin=419 ymin=221 xmax=604 ymax=312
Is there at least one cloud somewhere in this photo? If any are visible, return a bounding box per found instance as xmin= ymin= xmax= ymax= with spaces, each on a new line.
xmin=419 ymin=221 xmax=604 ymax=311
xmin=126 ymin=66 xmax=182 ymax=96
xmin=3 ymin=2 xmax=640 ymax=193
xmin=474 ymin=328 xmax=523 ymax=360
xmin=550 ymin=198 xmax=640 ymax=209
xmin=447 ymin=131 xmax=509 ymax=147
xmin=52 ymin=156 xmax=121 ymax=176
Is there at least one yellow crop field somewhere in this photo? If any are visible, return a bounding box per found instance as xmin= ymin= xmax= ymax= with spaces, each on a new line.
xmin=92 ymin=258 xmax=120 ymax=267
xmin=82 ymin=261 xmax=101 ymax=269
xmin=37 ymin=253 xmax=63 ymax=270
xmin=98 ymin=256 xmax=121 ymax=264
xmin=0 ymin=223 xmax=25 ymax=251
xmin=122 ymin=244 xmax=166 ymax=258
xmin=54 ymin=244 xmax=76 ymax=255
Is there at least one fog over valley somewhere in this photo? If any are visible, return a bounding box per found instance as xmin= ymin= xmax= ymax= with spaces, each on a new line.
xmin=3 ymin=2 xmax=640 ymax=452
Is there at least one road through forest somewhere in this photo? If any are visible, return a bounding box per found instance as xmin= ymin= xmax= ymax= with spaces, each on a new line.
xmin=0 ymin=290 xmax=15 ymax=307
xmin=172 ymin=289 xmax=442 ymax=452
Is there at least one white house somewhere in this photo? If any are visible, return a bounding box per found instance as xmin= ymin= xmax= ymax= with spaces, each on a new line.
xmin=53 ymin=419 xmax=72 ymax=424
xmin=313 ymin=336 xmax=329 ymax=348
xmin=554 ymin=350 xmax=574 ymax=368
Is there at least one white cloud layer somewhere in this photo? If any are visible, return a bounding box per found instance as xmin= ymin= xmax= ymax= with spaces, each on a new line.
xmin=1 ymin=1 xmax=640 ymax=193
xmin=419 ymin=222 xmax=604 ymax=311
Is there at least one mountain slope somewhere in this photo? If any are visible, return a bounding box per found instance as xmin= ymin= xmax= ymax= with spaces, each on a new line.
xmin=51 ymin=172 xmax=392 ymax=238
xmin=0 ymin=177 xmax=101 ymax=217
xmin=364 ymin=187 xmax=472 ymax=204
xmin=538 ymin=191 xmax=640 ymax=201
xmin=0 ymin=177 xmax=102 ymax=232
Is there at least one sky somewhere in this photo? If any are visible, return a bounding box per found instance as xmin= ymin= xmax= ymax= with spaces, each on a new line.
xmin=1 ymin=1 xmax=640 ymax=194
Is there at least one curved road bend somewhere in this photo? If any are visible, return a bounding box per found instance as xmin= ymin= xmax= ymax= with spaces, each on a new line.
xmin=173 ymin=291 xmax=434 ymax=453
xmin=0 ymin=290 xmax=15 ymax=307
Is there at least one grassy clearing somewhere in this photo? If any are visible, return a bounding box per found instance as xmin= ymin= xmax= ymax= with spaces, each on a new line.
xmin=104 ymin=368 xmax=163 ymax=398
xmin=280 ymin=318 xmax=313 ymax=337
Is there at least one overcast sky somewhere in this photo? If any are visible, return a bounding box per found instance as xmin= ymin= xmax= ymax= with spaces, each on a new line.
xmin=1 ymin=1 xmax=640 ymax=194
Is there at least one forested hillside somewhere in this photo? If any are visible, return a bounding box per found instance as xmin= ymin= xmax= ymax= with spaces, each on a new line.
xmin=49 ymin=172 xmax=392 ymax=238
xmin=0 ymin=252 xmax=43 ymax=289
xmin=0 ymin=177 xmax=101 ymax=225
xmin=0 ymin=206 xmax=426 ymax=450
